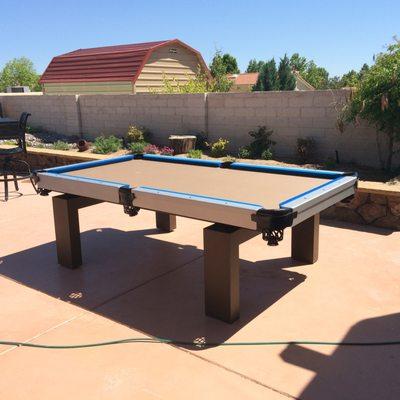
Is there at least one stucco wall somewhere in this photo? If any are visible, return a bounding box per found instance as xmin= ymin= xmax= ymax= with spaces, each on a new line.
xmin=0 ymin=90 xmax=398 ymax=168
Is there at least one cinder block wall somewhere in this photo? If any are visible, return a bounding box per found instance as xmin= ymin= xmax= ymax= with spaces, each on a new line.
xmin=79 ymin=93 xmax=206 ymax=143
xmin=0 ymin=91 xmax=398 ymax=168
xmin=207 ymin=90 xmax=388 ymax=167
xmin=0 ymin=93 xmax=80 ymax=135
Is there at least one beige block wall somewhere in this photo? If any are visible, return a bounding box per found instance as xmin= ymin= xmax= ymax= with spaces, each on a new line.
xmin=0 ymin=93 xmax=80 ymax=135
xmin=207 ymin=90 xmax=399 ymax=168
xmin=79 ymin=93 xmax=206 ymax=143
xmin=0 ymin=90 xmax=398 ymax=168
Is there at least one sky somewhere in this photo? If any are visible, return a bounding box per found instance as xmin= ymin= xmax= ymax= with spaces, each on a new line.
xmin=0 ymin=0 xmax=398 ymax=77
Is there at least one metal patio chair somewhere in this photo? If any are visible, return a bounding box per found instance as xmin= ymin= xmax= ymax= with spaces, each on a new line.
xmin=0 ymin=112 xmax=37 ymax=201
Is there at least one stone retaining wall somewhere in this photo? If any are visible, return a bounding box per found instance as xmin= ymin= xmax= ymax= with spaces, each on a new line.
xmin=321 ymin=185 xmax=400 ymax=230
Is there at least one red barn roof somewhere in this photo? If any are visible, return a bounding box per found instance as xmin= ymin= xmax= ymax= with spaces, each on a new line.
xmin=40 ymin=39 xmax=209 ymax=84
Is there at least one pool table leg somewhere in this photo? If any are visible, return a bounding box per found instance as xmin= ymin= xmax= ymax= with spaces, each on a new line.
xmin=291 ymin=213 xmax=320 ymax=264
xmin=203 ymin=224 xmax=258 ymax=323
xmin=52 ymin=194 xmax=102 ymax=268
xmin=155 ymin=212 xmax=176 ymax=232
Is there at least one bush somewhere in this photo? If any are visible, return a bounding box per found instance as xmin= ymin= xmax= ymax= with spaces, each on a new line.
xmin=129 ymin=141 xmax=148 ymax=154
xmin=195 ymin=133 xmax=208 ymax=150
xmin=187 ymin=149 xmax=203 ymax=159
xmin=296 ymin=137 xmax=315 ymax=163
xmin=160 ymin=146 xmax=174 ymax=156
xmin=237 ymin=146 xmax=252 ymax=159
xmin=125 ymin=125 xmax=150 ymax=144
xmin=261 ymin=149 xmax=273 ymax=160
xmin=209 ymin=138 xmax=229 ymax=158
xmin=92 ymin=135 xmax=122 ymax=154
xmin=52 ymin=140 xmax=70 ymax=151
xmin=143 ymin=144 xmax=160 ymax=154
xmin=248 ymin=126 xmax=275 ymax=158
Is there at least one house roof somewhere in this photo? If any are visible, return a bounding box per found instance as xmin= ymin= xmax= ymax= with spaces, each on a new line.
xmin=228 ymin=72 xmax=259 ymax=86
xmin=40 ymin=39 xmax=209 ymax=84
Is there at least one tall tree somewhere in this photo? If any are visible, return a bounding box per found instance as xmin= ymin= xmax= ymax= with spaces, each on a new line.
xmin=253 ymin=59 xmax=278 ymax=91
xmin=0 ymin=57 xmax=41 ymax=91
xmin=263 ymin=59 xmax=279 ymax=91
xmin=208 ymin=50 xmax=232 ymax=92
xmin=290 ymin=53 xmax=308 ymax=73
xmin=303 ymin=61 xmax=329 ymax=89
xmin=222 ymin=53 xmax=240 ymax=74
xmin=246 ymin=59 xmax=259 ymax=73
xmin=278 ymin=55 xmax=296 ymax=90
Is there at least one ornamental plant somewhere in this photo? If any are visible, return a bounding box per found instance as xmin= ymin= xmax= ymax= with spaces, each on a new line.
xmin=160 ymin=146 xmax=174 ymax=156
xmin=247 ymin=126 xmax=275 ymax=158
xmin=143 ymin=144 xmax=160 ymax=154
xmin=129 ymin=141 xmax=148 ymax=154
xmin=125 ymin=125 xmax=150 ymax=144
xmin=208 ymin=138 xmax=229 ymax=158
xmin=187 ymin=149 xmax=203 ymax=159
xmin=92 ymin=135 xmax=122 ymax=154
xmin=339 ymin=40 xmax=400 ymax=171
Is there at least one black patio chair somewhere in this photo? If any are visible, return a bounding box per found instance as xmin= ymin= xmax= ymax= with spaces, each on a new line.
xmin=0 ymin=112 xmax=37 ymax=201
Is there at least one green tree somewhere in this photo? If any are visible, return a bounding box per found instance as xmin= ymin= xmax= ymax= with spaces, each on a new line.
xmin=340 ymin=70 xmax=359 ymax=87
xmin=253 ymin=59 xmax=278 ymax=91
xmin=278 ymin=54 xmax=296 ymax=90
xmin=339 ymin=40 xmax=400 ymax=171
xmin=209 ymin=50 xmax=233 ymax=92
xmin=303 ymin=61 xmax=329 ymax=89
xmin=222 ymin=53 xmax=239 ymax=74
xmin=246 ymin=59 xmax=259 ymax=73
xmin=290 ymin=53 xmax=308 ymax=74
xmin=246 ymin=59 xmax=265 ymax=73
xmin=0 ymin=57 xmax=41 ymax=92
xmin=358 ymin=63 xmax=370 ymax=80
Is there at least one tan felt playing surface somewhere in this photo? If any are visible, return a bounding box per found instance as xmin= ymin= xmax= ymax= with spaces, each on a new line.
xmin=66 ymin=160 xmax=328 ymax=209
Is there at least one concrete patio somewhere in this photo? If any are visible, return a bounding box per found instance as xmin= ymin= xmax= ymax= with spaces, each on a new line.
xmin=1 ymin=182 xmax=399 ymax=399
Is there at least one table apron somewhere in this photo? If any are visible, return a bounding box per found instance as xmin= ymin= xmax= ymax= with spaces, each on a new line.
xmin=132 ymin=187 xmax=259 ymax=230
xmin=37 ymin=173 xmax=122 ymax=204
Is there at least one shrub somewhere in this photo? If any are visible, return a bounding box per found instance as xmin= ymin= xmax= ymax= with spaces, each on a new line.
xmin=237 ymin=146 xmax=252 ymax=159
xmin=160 ymin=146 xmax=174 ymax=156
xmin=52 ymin=140 xmax=70 ymax=151
xmin=125 ymin=125 xmax=150 ymax=144
xmin=209 ymin=138 xmax=229 ymax=158
xmin=222 ymin=156 xmax=236 ymax=162
xmin=195 ymin=133 xmax=208 ymax=150
xmin=143 ymin=144 xmax=160 ymax=154
xmin=261 ymin=148 xmax=273 ymax=160
xmin=248 ymin=126 xmax=275 ymax=158
xmin=296 ymin=137 xmax=315 ymax=163
xmin=338 ymin=40 xmax=400 ymax=171
xmin=187 ymin=149 xmax=203 ymax=159
xmin=129 ymin=141 xmax=148 ymax=154
xmin=92 ymin=135 xmax=122 ymax=154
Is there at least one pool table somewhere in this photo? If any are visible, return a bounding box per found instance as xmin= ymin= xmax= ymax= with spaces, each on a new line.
xmin=35 ymin=154 xmax=357 ymax=323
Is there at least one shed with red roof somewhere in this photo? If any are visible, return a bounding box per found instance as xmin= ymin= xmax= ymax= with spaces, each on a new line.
xmin=40 ymin=39 xmax=209 ymax=94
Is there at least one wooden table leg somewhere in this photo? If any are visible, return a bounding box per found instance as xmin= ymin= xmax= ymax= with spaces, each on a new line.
xmin=52 ymin=195 xmax=102 ymax=268
xmin=155 ymin=211 xmax=176 ymax=232
xmin=203 ymin=224 xmax=258 ymax=323
xmin=291 ymin=214 xmax=320 ymax=264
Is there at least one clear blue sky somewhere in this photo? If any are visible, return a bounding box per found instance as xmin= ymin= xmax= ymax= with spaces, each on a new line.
xmin=1 ymin=0 xmax=398 ymax=77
